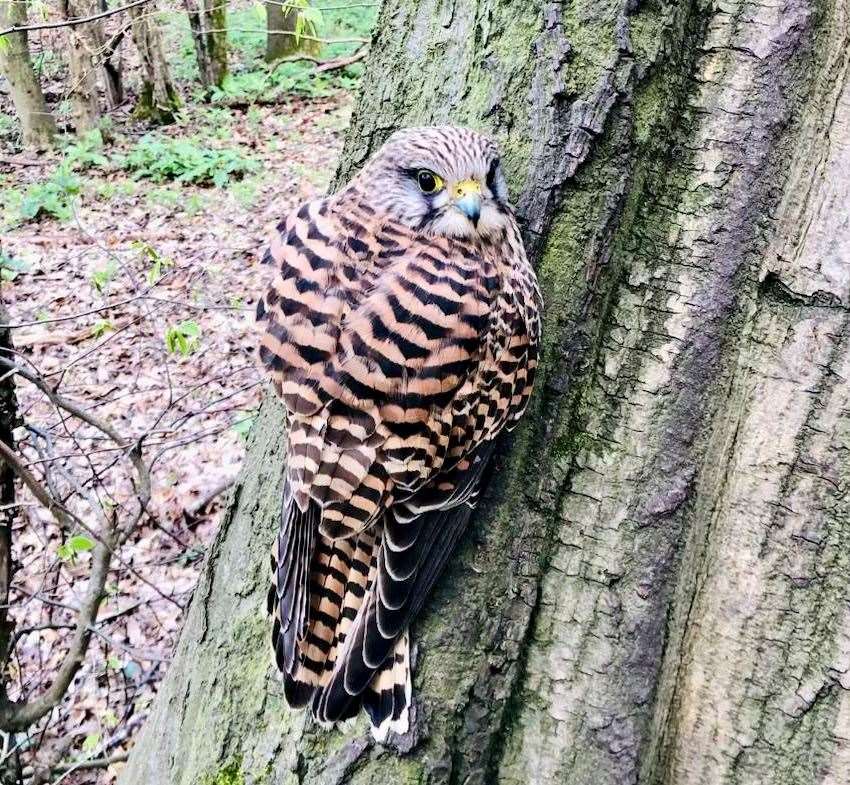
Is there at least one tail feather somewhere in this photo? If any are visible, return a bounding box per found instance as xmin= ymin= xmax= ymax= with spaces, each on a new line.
xmin=362 ymin=633 xmax=412 ymax=742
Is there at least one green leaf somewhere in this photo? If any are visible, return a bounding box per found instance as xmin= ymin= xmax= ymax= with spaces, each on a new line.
xmin=164 ymin=320 xmax=202 ymax=356
xmin=81 ymin=732 xmax=100 ymax=754
xmin=90 ymin=261 xmax=118 ymax=294
xmin=68 ymin=534 xmax=95 ymax=553
xmin=91 ymin=319 xmax=114 ymax=338
xmin=0 ymin=253 xmax=29 ymax=282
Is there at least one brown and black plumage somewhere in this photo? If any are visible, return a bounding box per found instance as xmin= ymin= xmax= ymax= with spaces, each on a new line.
xmin=257 ymin=126 xmax=541 ymax=739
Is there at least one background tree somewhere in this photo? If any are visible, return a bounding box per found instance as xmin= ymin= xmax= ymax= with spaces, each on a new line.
xmin=0 ymin=0 xmax=56 ymax=148
xmin=265 ymin=0 xmax=320 ymax=63
xmin=183 ymin=0 xmax=228 ymax=89
xmin=57 ymin=0 xmax=102 ymax=133
xmin=0 ymin=2 xmax=376 ymax=778
xmin=119 ymin=0 xmax=850 ymax=781
xmin=128 ymin=0 xmax=180 ymax=123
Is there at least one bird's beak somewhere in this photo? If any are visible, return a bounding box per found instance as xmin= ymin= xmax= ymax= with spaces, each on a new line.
xmin=453 ymin=179 xmax=482 ymax=225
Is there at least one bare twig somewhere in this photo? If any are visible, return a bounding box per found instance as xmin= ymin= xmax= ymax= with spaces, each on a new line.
xmin=316 ymin=46 xmax=369 ymax=72
xmin=0 ymin=0 xmax=151 ymax=37
xmin=52 ymin=751 xmax=128 ymax=773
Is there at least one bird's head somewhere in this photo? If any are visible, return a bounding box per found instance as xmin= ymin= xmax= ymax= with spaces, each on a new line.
xmin=351 ymin=125 xmax=513 ymax=240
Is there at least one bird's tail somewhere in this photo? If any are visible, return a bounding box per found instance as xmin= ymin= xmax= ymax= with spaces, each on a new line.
xmin=270 ymin=443 xmax=493 ymax=738
xmin=271 ymin=502 xmax=413 ymax=737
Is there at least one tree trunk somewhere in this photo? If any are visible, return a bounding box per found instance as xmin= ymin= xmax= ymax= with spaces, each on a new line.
xmin=98 ymin=0 xmax=124 ymax=109
xmin=0 ymin=0 xmax=56 ymax=148
xmin=120 ymin=0 xmax=850 ymax=782
xmin=128 ymin=0 xmax=180 ymax=123
xmin=183 ymin=0 xmax=227 ymax=89
xmin=265 ymin=1 xmax=320 ymax=63
xmin=58 ymin=0 xmax=102 ymax=133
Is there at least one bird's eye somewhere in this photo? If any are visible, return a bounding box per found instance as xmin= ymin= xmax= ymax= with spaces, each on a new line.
xmin=416 ymin=170 xmax=443 ymax=194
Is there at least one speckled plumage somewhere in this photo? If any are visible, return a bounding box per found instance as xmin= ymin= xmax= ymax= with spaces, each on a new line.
xmin=257 ymin=126 xmax=541 ymax=738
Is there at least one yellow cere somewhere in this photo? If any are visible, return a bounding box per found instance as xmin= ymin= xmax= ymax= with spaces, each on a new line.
xmin=453 ymin=179 xmax=482 ymax=199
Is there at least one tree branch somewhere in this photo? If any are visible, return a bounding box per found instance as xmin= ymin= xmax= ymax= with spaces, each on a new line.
xmin=0 ymin=0 xmax=151 ymax=37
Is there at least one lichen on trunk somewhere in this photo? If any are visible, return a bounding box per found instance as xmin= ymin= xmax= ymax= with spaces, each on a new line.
xmin=120 ymin=0 xmax=850 ymax=783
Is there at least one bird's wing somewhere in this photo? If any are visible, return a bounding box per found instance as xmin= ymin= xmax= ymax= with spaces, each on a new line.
xmin=258 ymin=194 xmax=500 ymax=529
xmin=311 ymin=439 xmax=496 ymax=728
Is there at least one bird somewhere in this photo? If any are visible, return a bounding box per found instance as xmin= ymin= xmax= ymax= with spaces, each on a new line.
xmin=256 ymin=125 xmax=541 ymax=740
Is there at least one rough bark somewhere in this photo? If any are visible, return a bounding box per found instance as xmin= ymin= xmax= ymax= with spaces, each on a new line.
xmin=183 ymin=0 xmax=227 ymax=89
xmin=0 ymin=0 xmax=56 ymax=148
xmin=58 ymin=0 xmax=102 ymax=133
xmin=265 ymin=1 xmax=320 ymax=63
xmin=128 ymin=0 xmax=180 ymax=123
xmin=98 ymin=0 xmax=124 ymax=109
xmin=120 ymin=0 xmax=850 ymax=783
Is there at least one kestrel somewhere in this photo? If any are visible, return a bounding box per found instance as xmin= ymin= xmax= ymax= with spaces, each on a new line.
xmin=257 ymin=125 xmax=541 ymax=739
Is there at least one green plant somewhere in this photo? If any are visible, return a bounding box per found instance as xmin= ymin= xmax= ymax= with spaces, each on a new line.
xmin=0 ymin=252 xmax=30 ymax=282
xmin=209 ymin=70 xmax=270 ymax=103
xmin=133 ymin=241 xmax=174 ymax=284
xmin=63 ymin=129 xmax=109 ymax=171
xmin=293 ymin=1 xmax=323 ymax=44
xmin=0 ymin=112 xmax=19 ymax=143
xmin=123 ymin=135 xmax=257 ymax=187
xmin=90 ymin=319 xmax=114 ymax=338
xmin=164 ymin=320 xmax=201 ymax=355
xmin=81 ymin=732 xmax=100 ymax=754
xmin=197 ymin=106 xmax=235 ymax=138
xmin=229 ymin=177 xmax=261 ymax=208
xmin=90 ymin=261 xmax=118 ymax=294
xmin=57 ymin=534 xmax=95 ymax=563
xmin=18 ymin=166 xmax=82 ymax=222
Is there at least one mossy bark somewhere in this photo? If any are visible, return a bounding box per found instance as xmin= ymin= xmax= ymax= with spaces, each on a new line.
xmin=265 ymin=1 xmax=320 ymax=62
xmin=184 ymin=0 xmax=228 ymax=89
xmin=128 ymin=0 xmax=181 ymax=124
xmin=120 ymin=0 xmax=850 ymax=783
xmin=0 ymin=0 xmax=56 ymax=148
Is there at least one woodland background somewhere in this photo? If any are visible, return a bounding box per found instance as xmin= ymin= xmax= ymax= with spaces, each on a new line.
xmin=0 ymin=2 xmax=375 ymax=781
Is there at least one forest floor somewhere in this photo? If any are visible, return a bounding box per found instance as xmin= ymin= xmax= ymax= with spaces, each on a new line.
xmin=1 ymin=96 xmax=351 ymax=782
xmin=0 ymin=2 xmax=373 ymax=781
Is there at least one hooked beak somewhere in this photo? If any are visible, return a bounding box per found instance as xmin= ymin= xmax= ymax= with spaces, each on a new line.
xmin=453 ymin=179 xmax=482 ymax=225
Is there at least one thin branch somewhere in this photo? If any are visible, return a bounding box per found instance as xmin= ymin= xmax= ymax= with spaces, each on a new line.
xmin=0 ymin=441 xmax=74 ymax=529
xmin=0 ymin=356 xmax=150 ymax=530
xmin=316 ymin=46 xmax=368 ymax=72
xmin=0 ymin=491 xmax=113 ymax=732
xmin=52 ymin=752 xmax=128 ymax=774
xmin=0 ymin=0 xmax=151 ymax=37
